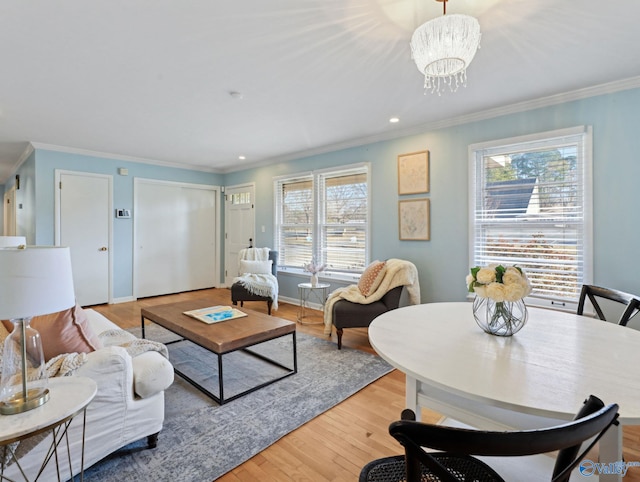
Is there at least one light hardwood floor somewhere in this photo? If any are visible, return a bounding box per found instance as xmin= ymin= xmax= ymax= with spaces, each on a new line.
xmin=92 ymin=288 xmax=640 ymax=481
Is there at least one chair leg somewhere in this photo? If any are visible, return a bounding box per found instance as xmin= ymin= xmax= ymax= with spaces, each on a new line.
xmin=147 ymin=432 xmax=159 ymax=448
xmin=267 ymin=300 xmax=272 ymax=315
xmin=232 ymin=300 xmax=237 ymax=306
xmin=336 ymin=328 xmax=343 ymax=349
xmin=240 ymin=301 xmax=244 ymax=307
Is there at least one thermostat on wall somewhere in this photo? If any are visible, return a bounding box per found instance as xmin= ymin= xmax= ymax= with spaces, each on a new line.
xmin=115 ymin=209 xmax=131 ymax=218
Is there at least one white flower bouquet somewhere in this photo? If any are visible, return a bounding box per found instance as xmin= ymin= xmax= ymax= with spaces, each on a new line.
xmin=467 ymin=264 xmax=532 ymax=336
xmin=466 ymin=264 xmax=532 ymax=301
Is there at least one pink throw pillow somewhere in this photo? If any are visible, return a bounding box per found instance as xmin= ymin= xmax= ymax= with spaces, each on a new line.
xmin=3 ymin=305 xmax=102 ymax=362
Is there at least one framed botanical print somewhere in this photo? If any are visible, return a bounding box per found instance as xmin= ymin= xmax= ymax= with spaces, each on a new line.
xmin=398 ymin=150 xmax=429 ymax=195
xmin=399 ymin=198 xmax=430 ymax=241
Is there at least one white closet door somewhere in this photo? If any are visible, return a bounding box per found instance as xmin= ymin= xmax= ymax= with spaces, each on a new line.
xmin=181 ymin=185 xmax=216 ymax=291
xmin=135 ymin=179 xmax=216 ymax=298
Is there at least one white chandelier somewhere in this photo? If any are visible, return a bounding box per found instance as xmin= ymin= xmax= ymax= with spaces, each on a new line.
xmin=410 ymin=0 xmax=481 ymax=95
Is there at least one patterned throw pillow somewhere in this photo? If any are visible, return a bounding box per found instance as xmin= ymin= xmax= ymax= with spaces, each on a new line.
xmin=358 ymin=260 xmax=387 ymax=297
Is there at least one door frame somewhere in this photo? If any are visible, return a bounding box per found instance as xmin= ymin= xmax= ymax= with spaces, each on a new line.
xmin=3 ymin=185 xmax=17 ymax=236
xmin=54 ymin=169 xmax=114 ymax=304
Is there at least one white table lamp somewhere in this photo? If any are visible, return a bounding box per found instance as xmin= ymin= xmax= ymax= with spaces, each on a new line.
xmin=0 ymin=246 xmax=75 ymax=414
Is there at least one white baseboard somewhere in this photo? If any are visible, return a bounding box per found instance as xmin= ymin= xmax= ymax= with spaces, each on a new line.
xmin=111 ymin=296 xmax=136 ymax=304
xmin=278 ymin=295 xmax=296 ymax=306
xmin=277 ymin=295 xmax=323 ymax=312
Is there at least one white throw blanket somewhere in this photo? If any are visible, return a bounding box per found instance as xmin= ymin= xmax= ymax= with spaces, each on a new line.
xmin=323 ymin=258 xmax=420 ymax=335
xmin=0 ymin=325 xmax=168 ymax=384
xmin=98 ymin=329 xmax=169 ymax=358
xmin=234 ymin=247 xmax=279 ymax=310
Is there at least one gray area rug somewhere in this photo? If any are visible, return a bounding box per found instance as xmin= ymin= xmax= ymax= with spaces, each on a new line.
xmin=81 ymin=324 xmax=392 ymax=481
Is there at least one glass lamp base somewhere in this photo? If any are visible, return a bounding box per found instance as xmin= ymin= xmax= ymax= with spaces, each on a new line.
xmin=0 ymin=387 xmax=50 ymax=415
xmin=0 ymin=317 xmax=50 ymax=415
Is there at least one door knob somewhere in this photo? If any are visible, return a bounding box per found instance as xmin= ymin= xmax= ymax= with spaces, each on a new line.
xmin=99 ymin=247 xmax=108 ymax=251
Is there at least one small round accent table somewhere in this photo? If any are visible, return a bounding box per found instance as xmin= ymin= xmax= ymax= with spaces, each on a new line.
xmin=0 ymin=376 xmax=98 ymax=481
xmin=297 ymin=282 xmax=331 ymax=324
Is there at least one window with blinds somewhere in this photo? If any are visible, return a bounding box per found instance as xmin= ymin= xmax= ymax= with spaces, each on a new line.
xmin=275 ymin=164 xmax=369 ymax=275
xmin=469 ymin=127 xmax=592 ymax=309
xmin=276 ymin=176 xmax=314 ymax=268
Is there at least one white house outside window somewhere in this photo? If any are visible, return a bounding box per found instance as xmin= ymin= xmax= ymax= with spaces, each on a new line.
xmin=275 ymin=163 xmax=370 ymax=279
xmin=469 ymin=127 xmax=593 ymax=311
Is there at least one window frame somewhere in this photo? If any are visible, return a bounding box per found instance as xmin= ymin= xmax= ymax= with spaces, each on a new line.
xmin=468 ymin=126 xmax=593 ymax=312
xmin=274 ymin=162 xmax=371 ymax=282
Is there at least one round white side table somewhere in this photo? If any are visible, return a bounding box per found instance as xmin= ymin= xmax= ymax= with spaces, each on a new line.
xmin=0 ymin=376 xmax=97 ymax=481
xmin=297 ymin=282 xmax=331 ymax=324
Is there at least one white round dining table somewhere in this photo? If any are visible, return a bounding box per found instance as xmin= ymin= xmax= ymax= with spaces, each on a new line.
xmin=369 ymin=302 xmax=640 ymax=482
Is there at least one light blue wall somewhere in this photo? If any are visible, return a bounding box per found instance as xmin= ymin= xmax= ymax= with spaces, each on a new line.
xmin=33 ymin=150 xmax=223 ymax=299
xmin=227 ymin=88 xmax=640 ymax=303
xmin=7 ymin=87 xmax=640 ymax=304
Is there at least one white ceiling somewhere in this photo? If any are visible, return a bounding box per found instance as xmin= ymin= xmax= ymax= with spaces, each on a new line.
xmin=1 ymin=0 xmax=640 ymax=182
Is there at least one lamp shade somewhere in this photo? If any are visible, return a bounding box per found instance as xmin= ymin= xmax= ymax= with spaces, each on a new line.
xmin=0 ymin=236 xmax=26 ymax=247
xmin=0 ymin=246 xmax=76 ymax=319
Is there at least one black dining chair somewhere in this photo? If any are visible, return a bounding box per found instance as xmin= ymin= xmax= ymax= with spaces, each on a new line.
xmin=577 ymin=284 xmax=640 ymax=326
xmin=359 ymin=395 xmax=619 ymax=482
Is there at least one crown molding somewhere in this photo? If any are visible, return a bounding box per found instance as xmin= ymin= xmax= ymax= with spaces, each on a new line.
xmin=222 ymin=75 xmax=640 ymax=172
xmin=26 ymin=75 xmax=640 ymax=176
xmin=29 ymin=142 xmax=223 ymax=174
xmin=416 ymin=75 xmax=640 ymax=133
xmin=0 ymin=143 xmax=35 ymax=184
xmin=17 ymin=143 xmax=35 ymax=166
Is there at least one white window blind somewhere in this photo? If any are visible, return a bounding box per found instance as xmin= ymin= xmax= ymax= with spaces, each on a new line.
xmin=318 ymin=169 xmax=368 ymax=272
xmin=275 ymin=164 xmax=369 ymax=275
xmin=470 ymin=127 xmax=592 ymax=309
xmin=275 ymin=176 xmax=314 ymax=269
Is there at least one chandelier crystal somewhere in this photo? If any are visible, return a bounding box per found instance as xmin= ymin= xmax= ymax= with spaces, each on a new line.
xmin=410 ymin=1 xmax=481 ymax=95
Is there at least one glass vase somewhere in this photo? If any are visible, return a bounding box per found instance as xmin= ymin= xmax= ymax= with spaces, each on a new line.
xmin=310 ymin=274 xmax=318 ymax=287
xmin=0 ymin=318 xmax=49 ymax=414
xmin=473 ymin=297 xmax=528 ymax=336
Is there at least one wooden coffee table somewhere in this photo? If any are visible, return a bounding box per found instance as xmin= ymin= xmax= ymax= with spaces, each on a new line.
xmin=140 ymin=299 xmax=297 ymax=405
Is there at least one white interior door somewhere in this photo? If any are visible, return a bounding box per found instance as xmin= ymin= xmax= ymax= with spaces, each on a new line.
xmin=3 ymin=186 xmax=16 ymax=236
xmin=224 ymin=184 xmax=255 ymax=285
xmin=56 ymin=171 xmax=112 ymax=306
xmin=135 ymin=179 xmax=217 ymax=298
